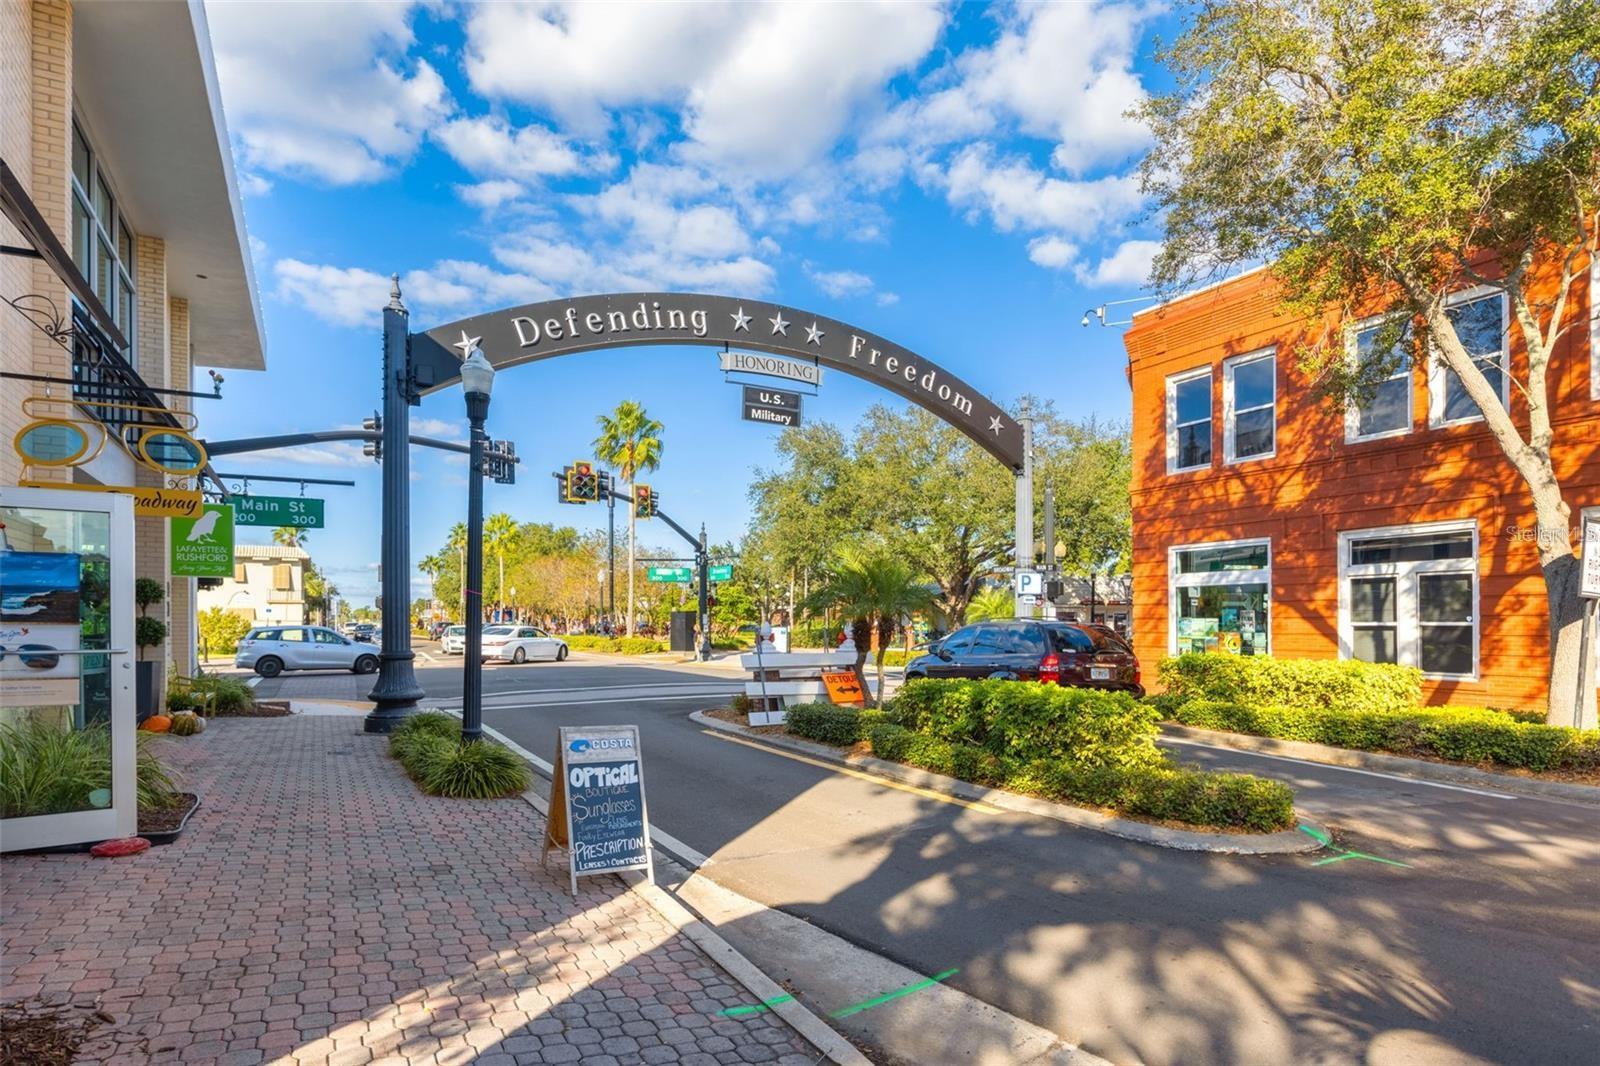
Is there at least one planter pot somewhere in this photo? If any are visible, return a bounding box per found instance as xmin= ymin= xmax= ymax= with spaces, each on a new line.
xmin=135 ymin=660 xmax=158 ymax=721
xmin=139 ymin=792 xmax=201 ymax=847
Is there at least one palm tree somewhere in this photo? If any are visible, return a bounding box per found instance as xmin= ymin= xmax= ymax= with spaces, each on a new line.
xmin=804 ymin=549 xmax=933 ymax=708
xmin=445 ymin=522 xmax=468 ymax=621
xmin=965 ymin=586 xmax=1014 ymax=624
xmin=271 ymin=526 xmax=307 ymax=548
xmin=483 ymin=512 xmax=519 ymax=619
xmin=593 ymin=401 xmax=664 ymax=635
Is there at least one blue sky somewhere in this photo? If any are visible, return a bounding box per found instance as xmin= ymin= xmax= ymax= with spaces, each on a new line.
xmin=199 ymin=1 xmax=1179 ymax=605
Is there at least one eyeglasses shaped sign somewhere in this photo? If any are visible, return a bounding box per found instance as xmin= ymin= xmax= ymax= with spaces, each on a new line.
xmin=0 ymin=549 xmax=82 ymax=706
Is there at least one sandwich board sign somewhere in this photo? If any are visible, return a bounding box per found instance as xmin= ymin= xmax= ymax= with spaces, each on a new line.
xmin=542 ymin=724 xmax=653 ymax=894
xmin=1581 ymin=512 xmax=1600 ymax=599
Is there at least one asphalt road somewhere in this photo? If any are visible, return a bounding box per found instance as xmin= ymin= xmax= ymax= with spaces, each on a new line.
xmin=254 ymin=655 xmax=1600 ymax=1065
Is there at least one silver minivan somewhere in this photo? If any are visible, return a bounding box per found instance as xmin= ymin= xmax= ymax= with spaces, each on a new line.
xmin=236 ymin=625 xmax=380 ymax=678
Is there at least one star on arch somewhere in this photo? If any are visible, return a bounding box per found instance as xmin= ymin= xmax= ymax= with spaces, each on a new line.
xmin=730 ymin=307 xmax=751 ymax=331
xmin=453 ymin=330 xmax=481 ymax=358
xmin=804 ymin=322 xmax=824 ymax=345
xmin=768 ymin=312 xmax=790 ymax=336
xmin=989 ymin=415 xmax=1005 ymax=434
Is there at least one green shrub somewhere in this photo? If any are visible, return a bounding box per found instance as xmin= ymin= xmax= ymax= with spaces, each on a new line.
xmin=730 ymin=693 xmax=752 ymax=715
xmin=0 ymin=722 xmax=177 ymax=818
xmin=166 ymin=687 xmax=200 ymax=714
xmin=183 ymin=675 xmax=256 ymax=716
xmin=389 ymin=725 xmax=528 ymax=798
xmin=866 ymin=721 xmax=1291 ymax=830
xmin=1167 ymin=698 xmax=1599 ymax=772
xmin=1157 ymin=653 xmax=1422 ymax=715
xmin=198 ymin=607 xmax=253 ymax=656
xmin=889 ymin=679 xmax=1162 ymax=772
xmin=616 ymin=636 xmax=666 ymax=654
xmin=786 ymin=704 xmax=866 ymax=745
xmin=564 ymin=635 xmax=620 ymax=652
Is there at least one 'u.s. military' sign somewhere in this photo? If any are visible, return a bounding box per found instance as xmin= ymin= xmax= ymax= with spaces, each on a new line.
xmin=411 ymin=293 xmax=1024 ymax=470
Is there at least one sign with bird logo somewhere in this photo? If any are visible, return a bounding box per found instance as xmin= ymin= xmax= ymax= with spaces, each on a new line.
xmin=170 ymin=503 xmax=234 ymax=577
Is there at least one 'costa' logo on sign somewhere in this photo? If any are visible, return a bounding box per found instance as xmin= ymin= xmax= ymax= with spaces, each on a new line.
xmin=568 ymin=735 xmax=634 ymax=754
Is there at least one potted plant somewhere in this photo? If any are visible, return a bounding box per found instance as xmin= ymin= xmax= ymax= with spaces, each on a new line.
xmin=135 ymin=578 xmax=167 ymax=722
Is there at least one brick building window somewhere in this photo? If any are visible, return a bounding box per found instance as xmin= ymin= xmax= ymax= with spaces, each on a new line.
xmin=1166 ymin=367 xmax=1212 ymax=472
xmin=1346 ymin=318 xmax=1413 ymax=441
xmin=1223 ymin=349 xmax=1275 ymax=462
xmin=1168 ymin=539 xmax=1270 ymax=656
xmin=1429 ymin=288 xmax=1508 ymax=427
xmin=70 ymin=119 xmax=137 ymax=355
xmin=1339 ymin=520 xmax=1478 ymax=679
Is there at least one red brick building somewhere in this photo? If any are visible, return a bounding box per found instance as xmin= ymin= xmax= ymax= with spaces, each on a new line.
xmin=1123 ymin=260 xmax=1599 ymax=711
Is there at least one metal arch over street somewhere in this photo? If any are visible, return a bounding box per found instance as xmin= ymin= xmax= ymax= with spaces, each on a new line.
xmin=410 ymin=292 xmax=1025 ymax=471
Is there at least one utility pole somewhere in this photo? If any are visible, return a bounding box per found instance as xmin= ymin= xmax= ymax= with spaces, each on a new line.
xmin=607 ymin=486 xmax=617 ymax=620
xmin=1013 ymin=400 xmax=1035 ymax=619
xmin=697 ymin=523 xmax=712 ymax=662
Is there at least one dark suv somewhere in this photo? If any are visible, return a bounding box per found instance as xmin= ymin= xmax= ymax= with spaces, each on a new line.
xmin=905 ymin=619 xmax=1143 ymax=695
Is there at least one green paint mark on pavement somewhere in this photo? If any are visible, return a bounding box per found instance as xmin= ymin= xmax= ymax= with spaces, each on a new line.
xmin=1298 ymin=823 xmax=1332 ymax=846
xmin=1301 ymin=823 xmax=1412 ymax=869
xmin=718 ymin=995 xmax=794 ymax=1017
xmin=830 ymin=969 xmax=960 ymax=1019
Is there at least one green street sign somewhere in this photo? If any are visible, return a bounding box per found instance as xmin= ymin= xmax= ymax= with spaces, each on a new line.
xmin=233 ymin=495 xmax=325 ymax=528
xmin=709 ymin=565 xmax=733 ymax=582
xmin=171 ymin=503 xmax=235 ymax=577
xmin=647 ymin=566 xmax=693 ymax=583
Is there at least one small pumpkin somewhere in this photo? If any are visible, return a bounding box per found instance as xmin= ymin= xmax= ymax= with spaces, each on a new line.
xmin=141 ymin=715 xmax=172 ymax=733
xmin=169 ymin=713 xmax=202 ymax=737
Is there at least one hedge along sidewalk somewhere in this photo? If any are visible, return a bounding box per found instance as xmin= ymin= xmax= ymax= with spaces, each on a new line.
xmin=1162 ymin=722 xmax=1600 ymax=806
xmin=688 ymin=711 xmax=1326 ymax=856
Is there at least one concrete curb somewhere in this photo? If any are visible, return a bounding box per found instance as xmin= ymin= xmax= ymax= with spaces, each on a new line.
xmin=1161 ymin=722 xmax=1600 ymax=806
xmin=447 ymin=713 xmax=868 ymax=1066
xmin=689 ymin=711 xmax=1325 ymax=855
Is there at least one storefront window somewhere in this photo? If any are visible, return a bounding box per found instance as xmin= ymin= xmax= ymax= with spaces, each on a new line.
xmin=1340 ymin=521 xmax=1478 ymax=679
xmin=1170 ymin=539 xmax=1270 ymax=656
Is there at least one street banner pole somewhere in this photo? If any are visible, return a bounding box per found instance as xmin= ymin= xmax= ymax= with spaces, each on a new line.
xmin=366 ymin=277 xmax=425 ymax=731
xmin=1013 ymin=401 xmax=1034 ymax=619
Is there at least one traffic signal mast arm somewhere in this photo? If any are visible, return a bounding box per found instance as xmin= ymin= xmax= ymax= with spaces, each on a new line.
xmin=549 ymin=470 xmax=695 ymax=552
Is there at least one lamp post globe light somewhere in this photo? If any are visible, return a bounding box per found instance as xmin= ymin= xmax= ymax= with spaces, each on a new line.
xmin=460 ymin=346 xmax=495 ymax=745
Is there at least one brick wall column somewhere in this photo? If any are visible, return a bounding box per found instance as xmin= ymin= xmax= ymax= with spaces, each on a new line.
xmin=167 ymin=296 xmax=197 ymax=675
xmin=133 ymin=234 xmax=171 ymax=699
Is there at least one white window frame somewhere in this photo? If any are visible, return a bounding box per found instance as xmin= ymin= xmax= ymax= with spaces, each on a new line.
xmin=1165 ymin=366 xmax=1213 ymax=474
xmin=1428 ymin=286 xmax=1510 ymax=429
xmin=1167 ymin=537 xmax=1272 ymax=656
xmin=1589 ymin=257 xmax=1597 ymax=402
xmin=1344 ymin=315 xmax=1414 ymax=443
xmin=1223 ymin=347 xmax=1276 ymax=463
xmin=69 ymin=115 xmax=136 ymax=358
xmin=1337 ymin=518 xmax=1479 ymax=681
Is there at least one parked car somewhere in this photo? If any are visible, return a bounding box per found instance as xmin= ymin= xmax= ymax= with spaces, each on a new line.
xmin=481 ymin=624 xmax=568 ymax=664
xmin=346 ymin=622 xmax=375 ymax=642
xmin=904 ymin=619 xmax=1142 ymax=695
xmin=236 ymin=625 xmax=381 ymax=678
xmin=441 ymin=625 xmax=467 ymax=655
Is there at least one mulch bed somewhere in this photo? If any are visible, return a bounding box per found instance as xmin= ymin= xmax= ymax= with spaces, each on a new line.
xmin=0 ymin=1000 xmax=111 ymax=1066
xmin=137 ymin=792 xmax=198 ymax=834
xmin=211 ymin=698 xmax=291 ymax=718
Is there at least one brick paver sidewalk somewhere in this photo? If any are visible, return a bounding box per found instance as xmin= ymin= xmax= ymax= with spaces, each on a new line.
xmin=1 ymin=716 xmax=819 ymax=1066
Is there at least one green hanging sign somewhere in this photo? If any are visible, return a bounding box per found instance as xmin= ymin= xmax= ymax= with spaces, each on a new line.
xmin=170 ymin=504 xmax=235 ymax=577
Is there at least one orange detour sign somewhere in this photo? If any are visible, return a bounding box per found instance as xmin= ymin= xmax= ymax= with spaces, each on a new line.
xmin=822 ymin=670 xmax=866 ymax=706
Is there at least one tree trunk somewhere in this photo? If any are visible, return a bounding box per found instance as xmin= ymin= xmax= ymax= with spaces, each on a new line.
xmin=626 ymin=480 xmax=637 ymax=636
xmin=1533 ymin=502 xmax=1594 ymax=727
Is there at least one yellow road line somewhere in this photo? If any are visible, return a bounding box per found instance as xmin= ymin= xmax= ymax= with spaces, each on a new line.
xmin=701 ymin=730 xmax=1002 ymax=814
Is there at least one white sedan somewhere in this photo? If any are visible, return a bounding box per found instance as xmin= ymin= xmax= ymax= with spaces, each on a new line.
xmin=481 ymin=625 xmax=568 ymax=664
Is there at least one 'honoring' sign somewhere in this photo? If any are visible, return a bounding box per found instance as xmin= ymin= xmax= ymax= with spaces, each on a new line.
xmin=543 ymin=724 xmax=654 ymax=894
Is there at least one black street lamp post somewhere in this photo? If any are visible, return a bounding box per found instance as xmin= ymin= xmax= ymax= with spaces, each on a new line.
xmin=459 ymin=345 xmax=496 ymax=745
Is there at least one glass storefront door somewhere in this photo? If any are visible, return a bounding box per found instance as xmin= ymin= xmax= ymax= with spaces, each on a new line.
xmin=0 ymin=487 xmax=135 ymax=851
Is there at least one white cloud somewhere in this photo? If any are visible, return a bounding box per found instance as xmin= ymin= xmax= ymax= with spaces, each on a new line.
xmin=941 ymin=144 xmax=1144 ymax=238
xmin=273 ymin=259 xmax=391 ymax=328
xmin=434 ymin=115 xmax=612 ymax=181
xmin=1077 ymin=238 xmax=1160 ymax=288
xmin=463 ymin=1 xmax=944 ymax=181
xmin=227 ymin=441 xmax=371 ymax=469
xmin=411 ymin=417 xmax=466 ymax=440
xmin=806 ymin=266 xmax=874 ymax=299
xmin=455 ymin=179 xmax=525 ymax=210
xmin=239 ymin=172 xmax=273 ymax=196
xmin=402 ymin=260 xmax=553 ymax=313
xmin=875 ymin=291 xmax=900 ymax=307
xmin=1027 ymin=235 xmax=1078 ymax=269
xmin=208 ymin=1 xmax=451 ymax=185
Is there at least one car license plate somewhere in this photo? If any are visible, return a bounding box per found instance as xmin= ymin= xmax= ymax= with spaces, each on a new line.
xmin=1090 ymin=666 xmax=1112 ymax=680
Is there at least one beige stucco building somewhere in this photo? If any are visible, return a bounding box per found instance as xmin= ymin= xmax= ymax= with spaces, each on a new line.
xmin=196 ymin=544 xmax=312 ymax=635
xmin=2 ymin=0 xmax=264 ymax=697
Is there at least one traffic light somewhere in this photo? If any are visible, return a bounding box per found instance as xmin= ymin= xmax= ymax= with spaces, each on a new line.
xmin=566 ymin=460 xmax=598 ymax=502
xmin=557 ymin=466 xmax=574 ymax=504
xmin=634 ymin=484 xmax=657 ymax=518
xmin=362 ymin=411 xmax=382 ymax=461
xmin=596 ymin=469 xmax=613 ymax=500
